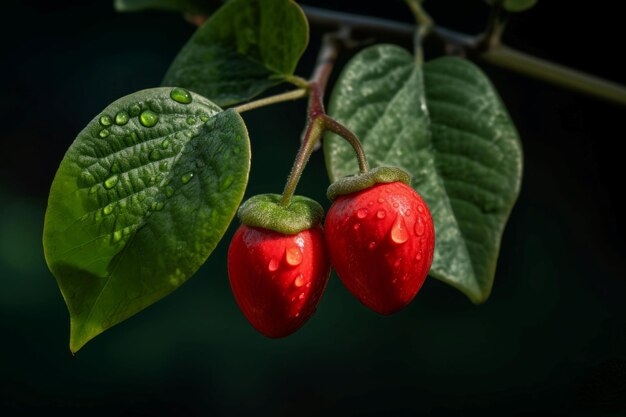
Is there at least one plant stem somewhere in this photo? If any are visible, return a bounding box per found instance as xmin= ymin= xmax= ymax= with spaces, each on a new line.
xmin=404 ymin=0 xmax=434 ymax=64
xmin=280 ymin=32 xmax=369 ymax=206
xmin=233 ymin=88 xmax=308 ymax=113
xmin=477 ymin=4 xmax=508 ymax=51
xmin=299 ymin=4 xmax=626 ymax=107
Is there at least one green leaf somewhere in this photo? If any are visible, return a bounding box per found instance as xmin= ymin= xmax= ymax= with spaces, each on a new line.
xmin=485 ymin=0 xmax=538 ymax=12
xmin=162 ymin=0 xmax=309 ymax=107
xmin=324 ymin=45 xmax=522 ymax=303
xmin=114 ymin=0 xmax=223 ymax=14
xmin=43 ymin=87 xmax=250 ymax=352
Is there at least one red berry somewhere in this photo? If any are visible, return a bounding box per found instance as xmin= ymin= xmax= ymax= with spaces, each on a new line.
xmin=227 ymin=224 xmax=331 ymax=338
xmin=325 ymin=181 xmax=435 ymax=315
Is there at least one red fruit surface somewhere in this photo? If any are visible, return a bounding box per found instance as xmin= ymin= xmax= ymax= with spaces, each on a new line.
xmin=227 ymin=224 xmax=331 ymax=338
xmin=325 ymin=182 xmax=435 ymax=315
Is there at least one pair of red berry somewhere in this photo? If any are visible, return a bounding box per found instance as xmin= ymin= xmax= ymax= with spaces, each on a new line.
xmin=227 ymin=167 xmax=435 ymax=338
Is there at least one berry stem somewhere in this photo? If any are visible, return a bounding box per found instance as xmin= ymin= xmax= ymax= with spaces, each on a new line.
xmin=279 ymin=31 xmax=369 ymax=207
xmin=233 ymin=88 xmax=308 ymax=113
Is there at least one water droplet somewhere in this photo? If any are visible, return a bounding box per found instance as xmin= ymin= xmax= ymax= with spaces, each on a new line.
xmin=357 ymin=208 xmax=368 ymax=219
xmin=353 ymin=223 xmax=360 ymax=231
xmin=294 ymin=273 xmax=306 ymax=287
xmin=393 ymin=202 xmax=399 ymax=208
xmin=165 ymin=187 xmax=174 ymax=198
xmin=170 ymin=87 xmax=192 ymax=104
xmin=378 ymin=198 xmax=384 ymax=203
xmin=294 ymin=312 xmax=300 ymax=318
xmin=102 ymin=204 xmax=114 ymax=215
xmin=415 ymin=217 xmax=425 ymax=236
xmin=129 ymin=104 xmax=141 ymax=117
xmin=390 ymin=215 xmax=409 ymax=245
xmin=113 ymin=230 xmax=123 ymax=242
xmin=200 ymin=115 xmax=209 ymax=122
xmin=140 ymin=110 xmax=159 ymax=127
xmin=115 ymin=111 xmax=129 ymax=125
xmin=417 ymin=205 xmax=424 ymax=213
xmin=89 ymin=185 xmax=98 ymax=194
xmin=99 ymin=115 xmax=112 ymax=126
xmin=286 ymin=247 xmax=303 ymax=266
xmin=376 ymin=210 xmax=386 ymax=219
xmin=161 ymin=139 xmax=170 ymax=149
xmin=305 ymin=282 xmax=311 ymax=288
xmin=405 ymin=209 xmax=412 ymax=216
xmin=268 ymin=258 xmax=279 ymax=272
xmin=104 ymin=175 xmax=119 ymax=189
xmin=181 ymin=172 xmax=194 ymax=184
xmin=99 ymin=129 xmax=110 ymax=138
xmin=415 ymin=252 xmax=423 ymax=261
xmin=159 ymin=161 xmax=169 ymax=171
xmin=368 ymin=201 xmax=374 ymax=206
xmin=186 ymin=116 xmax=196 ymax=125
xmin=298 ymin=292 xmax=305 ymax=300
xmin=394 ymin=258 xmax=402 ymax=268
xmin=368 ymin=241 xmax=377 ymax=250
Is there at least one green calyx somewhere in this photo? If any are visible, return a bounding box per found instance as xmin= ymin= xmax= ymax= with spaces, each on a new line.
xmin=237 ymin=194 xmax=324 ymax=235
xmin=327 ymin=166 xmax=411 ymax=201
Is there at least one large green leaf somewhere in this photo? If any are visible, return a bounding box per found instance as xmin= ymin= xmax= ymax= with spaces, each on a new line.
xmin=162 ymin=0 xmax=309 ymax=107
xmin=43 ymin=87 xmax=250 ymax=352
xmin=324 ymin=45 xmax=522 ymax=303
xmin=114 ymin=0 xmax=223 ymax=14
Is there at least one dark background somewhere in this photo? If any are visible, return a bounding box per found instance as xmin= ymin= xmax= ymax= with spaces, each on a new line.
xmin=1 ymin=0 xmax=624 ymax=415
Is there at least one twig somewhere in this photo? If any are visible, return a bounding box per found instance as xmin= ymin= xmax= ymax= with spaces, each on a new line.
xmin=300 ymin=4 xmax=626 ymax=106
xmin=233 ymin=88 xmax=308 ymax=113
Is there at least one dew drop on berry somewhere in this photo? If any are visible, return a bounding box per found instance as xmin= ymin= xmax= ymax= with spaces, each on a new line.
xmin=298 ymin=292 xmax=305 ymax=300
xmin=416 ymin=252 xmax=423 ymax=261
xmin=390 ymin=215 xmax=409 ymax=245
xmin=357 ymin=208 xmax=368 ymax=219
xmin=394 ymin=258 xmax=402 ymax=268
xmin=305 ymin=282 xmax=311 ymax=288
xmin=368 ymin=201 xmax=374 ymax=207
xmin=415 ymin=217 xmax=425 ymax=236
xmin=268 ymin=258 xmax=279 ymax=272
xmin=286 ymin=246 xmax=302 ymax=266
xmin=368 ymin=241 xmax=377 ymax=250
xmin=405 ymin=209 xmax=411 ymax=217
xmin=294 ymin=273 xmax=306 ymax=287
xmin=353 ymin=223 xmax=361 ymax=231
xmin=376 ymin=210 xmax=386 ymax=219
xmin=393 ymin=202 xmax=399 ymax=208
xmin=417 ymin=205 xmax=424 ymax=213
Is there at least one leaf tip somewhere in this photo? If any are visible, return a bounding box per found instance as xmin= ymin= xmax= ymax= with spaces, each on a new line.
xmin=69 ymin=319 xmax=103 ymax=354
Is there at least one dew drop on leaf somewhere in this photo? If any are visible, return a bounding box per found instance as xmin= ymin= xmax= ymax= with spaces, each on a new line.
xmin=99 ymin=115 xmax=112 ymax=126
xmin=161 ymin=139 xmax=170 ymax=149
xmin=186 ymin=116 xmax=196 ymax=125
xmin=98 ymin=129 xmax=110 ymax=139
xmin=113 ymin=230 xmax=123 ymax=242
xmin=170 ymin=87 xmax=192 ymax=104
xmin=390 ymin=215 xmax=408 ymax=245
xmin=115 ymin=111 xmax=129 ymax=125
xmin=104 ymin=175 xmax=119 ymax=189
xmin=139 ymin=110 xmax=159 ymax=127
xmin=181 ymin=172 xmax=194 ymax=184
xmin=129 ymin=104 xmax=141 ymax=117
xmin=102 ymin=204 xmax=114 ymax=215
xmin=149 ymin=149 xmax=160 ymax=161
